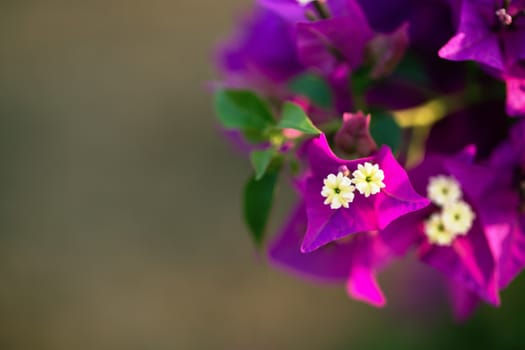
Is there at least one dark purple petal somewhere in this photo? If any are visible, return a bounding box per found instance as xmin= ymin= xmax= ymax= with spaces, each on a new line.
xmin=257 ymin=0 xmax=307 ymax=22
xmin=444 ymin=152 xmax=499 ymax=201
xmin=498 ymin=214 xmax=525 ymax=288
xmin=381 ymin=211 xmax=427 ymax=255
xmin=269 ymin=202 xmax=354 ymax=282
xmin=302 ymin=183 xmax=377 ymax=252
xmin=306 ymin=134 xmax=372 ymax=177
xmin=296 ymin=15 xmax=372 ymax=74
xmin=399 ymin=150 xmax=519 ymax=305
xmin=301 ymin=134 xmax=429 ymax=252
xmin=216 ymin=7 xmax=304 ymax=85
xmin=374 ymin=146 xmax=431 ymax=229
xmin=269 ymin=202 xmax=394 ymax=306
xmin=439 ymin=0 xmax=504 ymax=70
xmin=419 ymin=219 xmax=500 ymax=305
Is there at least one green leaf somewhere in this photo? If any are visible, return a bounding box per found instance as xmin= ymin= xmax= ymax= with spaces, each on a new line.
xmin=289 ymin=73 xmax=333 ymax=108
xmin=214 ymin=89 xmax=275 ymax=130
xmin=241 ymin=128 xmax=268 ymax=143
xmin=352 ymin=66 xmax=373 ymax=94
xmin=250 ymin=149 xmax=275 ymax=180
xmin=370 ymin=111 xmax=402 ymax=153
xmin=277 ymin=102 xmax=321 ymax=135
xmin=351 ymin=66 xmax=373 ymax=111
xmin=392 ymin=53 xmax=429 ymax=85
xmin=243 ymin=168 xmax=280 ymax=247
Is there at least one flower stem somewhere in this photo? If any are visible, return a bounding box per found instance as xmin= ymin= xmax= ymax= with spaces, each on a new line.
xmin=397 ymin=127 xmax=413 ymax=167
xmin=313 ymin=1 xmax=330 ymax=19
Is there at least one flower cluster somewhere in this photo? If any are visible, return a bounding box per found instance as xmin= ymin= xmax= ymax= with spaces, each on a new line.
xmin=424 ymin=175 xmax=475 ymax=245
xmin=212 ymin=0 xmax=525 ymax=321
xmin=321 ymin=161 xmax=386 ymax=209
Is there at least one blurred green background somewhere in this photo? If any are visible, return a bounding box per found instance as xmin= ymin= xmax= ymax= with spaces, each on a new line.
xmin=0 ymin=1 xmax=524 ymax=349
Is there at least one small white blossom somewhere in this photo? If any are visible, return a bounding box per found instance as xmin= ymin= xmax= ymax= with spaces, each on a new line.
xmin=424 ymin=213 xmax=456 ymax=246
xmin=442 ymin=201 xmax=475 ymax=235
xmin=351 ymin=162 xmax=386 ymax=197
xmin=427 ymin=175 xmax=462 ymax=206
xmin=321 ymin=172 xmax=355 ymax=209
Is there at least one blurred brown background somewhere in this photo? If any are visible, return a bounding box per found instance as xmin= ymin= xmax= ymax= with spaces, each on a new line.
xmin=0 ymin=1 xmax=523 ymax=349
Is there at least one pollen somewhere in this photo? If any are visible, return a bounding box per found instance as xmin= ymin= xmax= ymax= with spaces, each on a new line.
xmin=321 ymin=172 xmax=355 ymax=209
xmin=442 ymin=201 xmax=475 ymax=235
xmin=427 ymin=175 xmax=461 ymax=206
xmin=351 ymin=162 xmax=386 ymax=197
xmin=424 ymin=213 xmax=456 ymax=246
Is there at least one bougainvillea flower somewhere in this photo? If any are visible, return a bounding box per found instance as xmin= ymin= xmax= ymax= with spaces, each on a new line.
xmin=446 ymin=203 xmax=525 ymax=321
xmin=260 ymin=0 xmax=374 ymax=113
xmin=361 ymin=0 xmax=466 ymax=111
xmin=294 ymin=1 xmax=374 ymax=74
xmin=444 ymin=123 xmax=525 ymax=319
xmin=382 ymin=148 xmax=519 ymax=307
xmin=259 ymin=0 xmax=373 ymax=112
xmin=269 ymin=200 xmax=393 ymax=306
xmin=301 ymin=133 xmax=429 ymax=253
xmin=216 ymin=6 xmax=304 ymax=88
xmin=439 ymin=0 xmax=509 ymax=70
xmin=439 ymin=0 xmax=525 ymax=115
xmin=484 ymin=121 xmax=525 ymax=292
xmin=359 ymin=0 xmax=461 ymax=74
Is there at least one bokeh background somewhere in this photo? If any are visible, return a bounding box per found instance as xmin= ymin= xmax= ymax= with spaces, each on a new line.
xmin=0 ymin=1 xmax=524 ymax=349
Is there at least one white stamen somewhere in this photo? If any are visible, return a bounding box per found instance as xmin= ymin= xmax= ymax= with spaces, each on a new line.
xmin=427 ymin=175 xmax=462 ymax=207
xmin=351 ymin=162 xmax=386 ymax=197
xmin=321 ymin=172 xmax=355 ymax=209
xmin=442 ymin=201 xmax=475 ymax=235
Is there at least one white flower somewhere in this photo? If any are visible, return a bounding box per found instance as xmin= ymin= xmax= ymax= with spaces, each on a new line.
xmin=424 ymin=213 xmax=456 ymax=246
xmin=321 ymin=172 xmax=355 ymax=209
xmin=351 ymin=162 xmax=386 ymax=197
xmin=442 ymin=201 xmax=475 ymax=235
xmin=427 ymin=175 xmax=462 ymax=206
